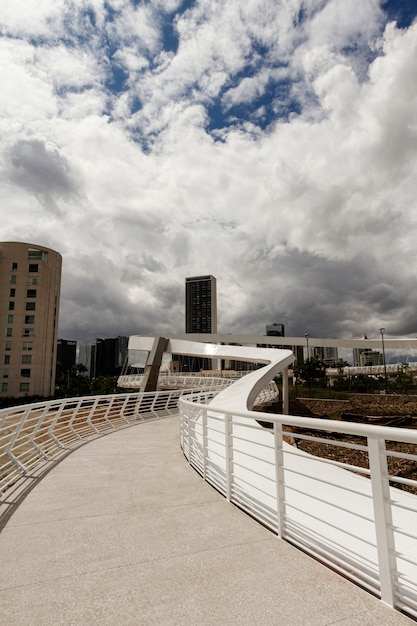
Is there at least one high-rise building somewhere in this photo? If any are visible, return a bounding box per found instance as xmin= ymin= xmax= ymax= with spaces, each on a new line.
xmin=313 ymin=346 xmax=339 ymax=367
xmin=91 ymin=336 xmax=128 ymax=378
xmin=0 ymin=242 xmax=62 ymax=398
xmin=185 ymin=275 xmax=217 ymax=334
xmin=175 ymin=275 xmax=217 ymax=372
xmin=266 ymin=323 xmax=285 ymax=337
xmin=56 ymin=339 xmax=77 ymax=379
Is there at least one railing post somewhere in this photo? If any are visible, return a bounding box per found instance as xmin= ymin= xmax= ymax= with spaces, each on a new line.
xmin=202 ymin=407 xmax=207 ymax=480
xmin=368 ymin=436 xmax=396 ymax=607
xmin=225 ymin=414 xmax=232 ymax=502
xmin=274 ymin=422 xmax=286 ymax=539
xmin=282 ymin=367 xmax=289 ymax=415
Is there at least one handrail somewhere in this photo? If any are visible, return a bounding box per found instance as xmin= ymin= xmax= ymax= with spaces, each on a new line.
xmin=0 ymin=387 xmax=201 ymax=501
xmin=117 ymin=374 xmax=234 ymax=389
xmin=3 ymin=331 xmax=417 ymax=621
xmin=0 ymin=369 xmax=278 ymax=505
xmin=179 ymin=391 xmax=417 ymax=619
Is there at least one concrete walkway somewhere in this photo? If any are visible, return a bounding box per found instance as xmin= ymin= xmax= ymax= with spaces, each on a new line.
xmin=0 ymin=416 xmax=413 ymax=626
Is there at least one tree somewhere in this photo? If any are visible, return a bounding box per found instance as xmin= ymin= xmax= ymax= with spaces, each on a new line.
xmin=395 ymin=363 xmax=414 ymax=395
xmin=293 ymin=357 xmax=327 ymax=390
xmin=55 ymin=363 xmax=90 ymax=397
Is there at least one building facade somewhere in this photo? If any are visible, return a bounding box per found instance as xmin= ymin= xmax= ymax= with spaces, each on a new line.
xmin=185 ymin=275 xmax=217 ymax=334
xmin=175 ymin=275 xmax=217 ymax=372
xmin=91 ymin=336 xmax=128 ymax=378
xmin=56 ymin=339 xmax=77 ymax=378
xmin=313 ymin=346 xmax=339 ymax=367
xmin=0 ymin=242 xmax=62 ymax=398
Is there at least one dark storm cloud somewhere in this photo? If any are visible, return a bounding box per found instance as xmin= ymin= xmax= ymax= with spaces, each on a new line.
xmin=9 ymin=139 xmax=78 ymax=211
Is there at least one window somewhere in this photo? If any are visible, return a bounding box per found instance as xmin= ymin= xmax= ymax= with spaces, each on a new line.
xmin=7 ymin=315 xmax=14 ymax=323
xmin=21 ymin=369 xmax=31 ymax=378
xmin=6 ymin=328 xmax=12 ymax=337
xmin=27 ymin=289 xmax=37 ymax=298
xmin=27 ymin=277 xmax=38 ymax=285
xmin=4 ymin=355 xmax=10 ymax=364
xmin=28 ymin=249 xmax=47 ymax=261
xmin=4 ymin=342 xmax=11 ymax=351
xmin=9 ymin=302 xmax=15 ymax=311
xmin=3 ymin=369 xmax=9 ymax=378
xmin=24 ymin=315 xmax=35 ymax=324
xmin=21 ymin=355 xmax=32 ymax=364
xmin=10 ymin=275 xmax=17 ymax=284
xmin=19 ymin=383 xmax=30 ymax=392
xmin=11 ymin=262 xmax=18 ymax=270
xmin=23 ymin=329 xmax=35 ymax=337
xmin=28 ymin=264 xmax=38 ymax=272
xmin=9 ymin=288 xmax=16 ymax=297
xmin=1 ymin=383 xmax=8 ymax=392
xmin=25 ymin=302 xmax=36 ymax=311
xmin=22 ymin=341 xmax=33 ymax=350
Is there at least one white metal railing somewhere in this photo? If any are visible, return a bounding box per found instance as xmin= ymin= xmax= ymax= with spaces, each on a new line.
xmin=117 ymin=374 xmax=237 ymax=389
xmin=0 ymin=376 xmax=273 ymax=503
xmin=179 ymin=392 xmax=417 ymax=620
xmin=0 ymin=388 xmax=191 ymax=499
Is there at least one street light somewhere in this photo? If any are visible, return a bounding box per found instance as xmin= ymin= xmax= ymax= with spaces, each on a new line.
xmin=379 ymin=327 xmax=388 ymax=393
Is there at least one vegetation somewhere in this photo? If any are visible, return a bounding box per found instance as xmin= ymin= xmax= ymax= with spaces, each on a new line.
xmin=55 ymin=364 xmax=120 ymax=398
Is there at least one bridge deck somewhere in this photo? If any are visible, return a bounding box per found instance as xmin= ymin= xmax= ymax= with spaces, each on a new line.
xmin=0 ymin=416 xmax=412 ymax=625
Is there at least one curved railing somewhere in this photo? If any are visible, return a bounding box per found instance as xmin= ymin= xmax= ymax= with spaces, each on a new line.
xmin=179 ymin=392 xmax=417 ymax=619
xmin=0 ymin=373 xmax=276 ymax=505
xmin=3 ymin=333 xmax=417 ymax=621
xmin=117 ymin=374 xmax=234 ymax=390
xmin=0 ymin=387 xmax=195 ymax=502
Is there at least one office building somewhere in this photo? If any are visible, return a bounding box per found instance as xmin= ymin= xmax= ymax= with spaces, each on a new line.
xmin=56 ymin=339 xmax=77 ymax=379
xmin=313 ymin=346 xmax=339 ymax=367
xmin=353 ymin=348 xmax=383 ymax=367
xmin=91 ymin=336 xmax=128 ymax=378
xmin=185 ymin=275 xmax=217 ymax=334
xmin=175 ymin=275 xmax=217 ymax=372
xmin=359 ymin=350 xmax=383 ymax=367
xmin=0 ymin=242 xmax=62 ymax=398
xmin=266 ymin=323 xmax=285 ymax=337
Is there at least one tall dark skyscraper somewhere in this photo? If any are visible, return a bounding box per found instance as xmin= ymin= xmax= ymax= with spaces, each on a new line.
xmin=175 ymin=275 xmax=217 ymax=373
xmin=91 ymin=336 xmax=128 ymax=378
xmin=185 ymin=275 xmax=217 ymax=333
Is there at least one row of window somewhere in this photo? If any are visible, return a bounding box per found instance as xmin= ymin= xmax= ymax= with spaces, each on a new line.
xmin=7 ymin=310 xmax=35 ymax=323
xmin=6 ymin=323 xmax=35 ymax=335
xmin=4 ymin=341 xmax=34 ymax=351
xmin=9 ymin=289 xmax=37 ymax=298
xmin=7 ymin=314 xmax=35 ymax=323
xmin=3 ymin=369 xmax=31 ymax=378
xmin=3 ymin=355 xmax=32 ymax=364
xmin=9 ymin=250 xmax=48 ymax=269
xmin=1 ymin=382 xmax=30 ymax=393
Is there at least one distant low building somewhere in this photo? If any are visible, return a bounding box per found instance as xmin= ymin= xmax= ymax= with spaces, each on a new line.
xmin=359 ymin=350 xmax=383 ymax=367
xmin=313 ymin=346 xmax=339 ymax=367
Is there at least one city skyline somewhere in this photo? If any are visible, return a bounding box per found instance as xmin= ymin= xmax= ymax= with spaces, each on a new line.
xmin=1 ymin=2 xmax=417 ymax=344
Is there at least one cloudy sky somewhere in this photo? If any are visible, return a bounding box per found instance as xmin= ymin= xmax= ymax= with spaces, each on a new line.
xmin=1 ymin=0 xmax=417 ymax=344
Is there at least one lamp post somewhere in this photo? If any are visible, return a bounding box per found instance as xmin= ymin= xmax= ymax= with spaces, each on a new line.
xmin=304 ymin=333 xmax=311 ymax=397
xmin=379 ymin=327 xmax=388 ymax=393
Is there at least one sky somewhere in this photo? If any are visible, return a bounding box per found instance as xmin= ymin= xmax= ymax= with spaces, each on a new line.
xmin=1 ymin=0 xmax=417 ymax=345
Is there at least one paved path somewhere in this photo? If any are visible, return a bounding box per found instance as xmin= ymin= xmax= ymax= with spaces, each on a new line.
xmin=0 ymin=416 xmax=413 ymax=625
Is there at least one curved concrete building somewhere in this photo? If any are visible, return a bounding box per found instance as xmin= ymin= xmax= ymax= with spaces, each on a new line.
xmin=0 ymin=242 xmax=62 ymax=398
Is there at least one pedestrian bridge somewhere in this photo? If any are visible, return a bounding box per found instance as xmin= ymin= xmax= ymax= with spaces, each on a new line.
xmin=1 ymin=337 xmax=416 ymax=624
